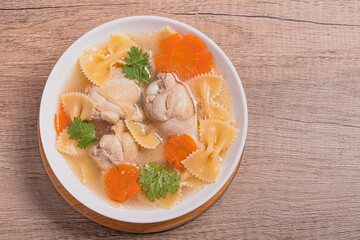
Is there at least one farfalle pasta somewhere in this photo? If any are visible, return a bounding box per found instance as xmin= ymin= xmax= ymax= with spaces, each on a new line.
xmin=180 ymin=170 xmax=206 ymax=192
xmin=79 ymin=34 xmax=134 ymax=86
xmin=61 ymin=92 xmax=95 ymax=120
xmin=55 ymin=129 xmax=83 ymax=156
xmin=54 ymin=26 xmax=238 ymax=209
xmin=183 ymin=120 xmax=238 ymax=182
xmin=155 ymin=189 xmax=181 ymax=209
xmin=124 ymin=119 xmax=160 ymax=149
xmin=188 ymin=74 xmax=223 ymax=99
xmin=187 ymin=74 xmax=232 ymax=122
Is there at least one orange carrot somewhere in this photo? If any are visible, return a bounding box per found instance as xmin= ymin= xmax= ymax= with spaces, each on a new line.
xmin=164 ymin=134 xmax=197 ymax=169
xmin=155 ymin=33 xmax=213 ymax=80
xmin=105 ymin=164 xmax=140 ymax=202
xmin=196 ymin=51 xmax=213 ymax=74
xmin=155 ymin=54 xmax=170 ymax=73
xmin=170 ymin=46 xmax=198 ymax=79
xmin=107 ymin=185 xmax=128 ymax=202
xmin=160 ymin=33 xmax=182 ymax=54
xmin=181 ymin=34 xmax=206 ymax=51
xmin=54 ymin=109 xmax=71 ymax=135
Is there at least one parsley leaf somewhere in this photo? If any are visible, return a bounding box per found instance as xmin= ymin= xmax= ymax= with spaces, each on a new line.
xmin=137 ymin=163 xmax=181 ymax=201
xmin=121 ymin=46 xmax=152 ymax=86
xmin=67 ymin=117 xmax=97 ymax=149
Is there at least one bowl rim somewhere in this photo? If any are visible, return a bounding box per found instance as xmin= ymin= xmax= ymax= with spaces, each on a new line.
xmin=39 ymin=15 xmax=248 ymax=224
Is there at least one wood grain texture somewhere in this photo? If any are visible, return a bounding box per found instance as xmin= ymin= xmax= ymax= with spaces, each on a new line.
xmin=1 ymin=0 xmax=360 ymax=239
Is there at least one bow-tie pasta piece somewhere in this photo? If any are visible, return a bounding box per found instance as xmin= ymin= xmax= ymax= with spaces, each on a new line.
xmin=79 ymin=34 xmax=134 ymax=86
xmin=206 ymin=102 xmax=233 ymax=123
xmin=213 ymin=83 xmax=234 ymax=115
xmin=124 ymin=119 xmax=160 ymax=149
xmin=180 ymin=170 xmax=207 ymax=192
xmin=188 ymin=73 xmax=223 ymax=100
xmin=56 ymin=129 xmax=84 ymax=156
xmin=199 ymin=119 xmax=238 ymax=155
xmin=182 ymin=148 xmax=221 ymax=183
xmin=61 ymin=92 xmax=95 ymax=120
xmin=187 ymin=74 xmax=232 ymax=122
xmin=155 ymin=189 xmax=181 ymax=209
xmin=183 ymin=119 xmax=238 ymax=182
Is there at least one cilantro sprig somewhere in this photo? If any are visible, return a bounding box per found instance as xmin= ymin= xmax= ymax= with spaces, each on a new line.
xmin=137 ymin=163 xmax=181 ymax=201
xmin=121 ymin=46 xmax=152 ymax=86
xmin=67 ymin=117 xmax=97 ymax=149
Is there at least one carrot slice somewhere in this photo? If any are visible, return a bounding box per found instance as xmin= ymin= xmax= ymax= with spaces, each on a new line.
xmin=196 ymin=51 xmax=213 ymax=74
xmin=155 ymin=54 xmax=170 ymax=73
xmin=107 ymin=185 xmax=128 ymax=202
xmin=105 ymin=164 xmax=140 ymax=202
xmin=181 ymin=35 xmax=206 ymax=52
xmin=127 ymin=182 xmax=141 ymax=198
xmin=156 ymin=33 xmax=211 ymax=79
xmin=170 ymin=46 xmax=198 ymax=79
xmin=105 ymin=167 xmax=119 ymax=186
xmin=160 ymin=33 xmax=182 ymax=54
xmin=164 ymin=134 xmax=197 ymax=169
xmin=54 ymin=110 xmax=71 ymax=135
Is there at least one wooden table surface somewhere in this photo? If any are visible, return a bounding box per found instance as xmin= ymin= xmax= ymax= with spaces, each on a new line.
xmin=1 ymin=0 xmax=360 ymax=239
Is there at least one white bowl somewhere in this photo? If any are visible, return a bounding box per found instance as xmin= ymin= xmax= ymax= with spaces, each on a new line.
xmin=39 ymin=16 xmax=248 ymax=224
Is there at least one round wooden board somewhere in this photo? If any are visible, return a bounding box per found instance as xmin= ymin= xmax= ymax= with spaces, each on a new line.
xmin=38 ymin=123 xmax=244 ymax=233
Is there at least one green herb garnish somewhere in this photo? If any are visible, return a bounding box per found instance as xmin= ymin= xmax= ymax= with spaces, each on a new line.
xmin=137 ymin=163 xmax=181 ymax=201
xmin=121 ymin=46 xmax=152 ymax=86
xmin=67 ymin=117 xmax=97 ymax=149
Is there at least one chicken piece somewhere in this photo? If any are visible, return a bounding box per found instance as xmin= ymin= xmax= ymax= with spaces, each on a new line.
xmin=86 ymin=71 xmax=143 ymax=123
xmin=89 ymin=121 xmax=139 ymax=170
xmin=89 ymin=134 xmax=123 ymax=170
xmin=87 ymin=90 xmax=121 ymax=122
xmin=111 ymin=121 xmax=138 ymax=162
xmin=144 ymin=73 xmax=197 ymax=138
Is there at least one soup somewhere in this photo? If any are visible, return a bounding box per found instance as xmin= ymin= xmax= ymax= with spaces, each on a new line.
xmin=54 ymin=27 xmax=238 ymax=209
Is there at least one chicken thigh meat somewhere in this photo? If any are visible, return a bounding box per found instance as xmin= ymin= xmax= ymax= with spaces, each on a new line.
xmin=144 ymin=73 xmax=197 ymax=138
